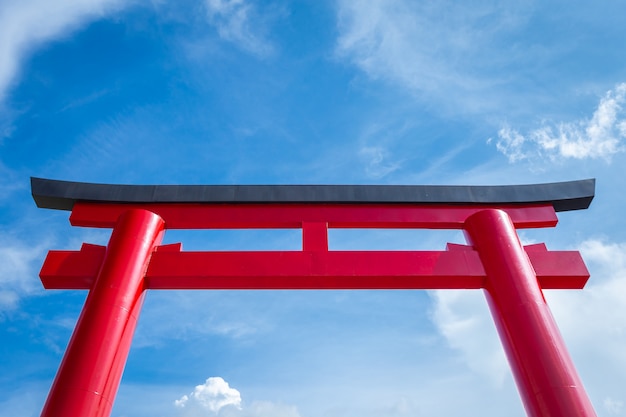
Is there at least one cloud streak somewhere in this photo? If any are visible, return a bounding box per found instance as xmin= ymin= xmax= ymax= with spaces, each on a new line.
xmin=0 ymin=241 xmax=48 ymax=312
xmin=359 ymin=146 xmax=402 ymax=179
xmin=493 ymin=83 xmax=626 ymax=162
xmin=430 ymin=290 xmax=508 ymax=385
xmin=0 ymin=0 xmax=130 ymax=103
xmin=335 ymin=0 xmax=532 ymax=114
xmin=204 ymin=0 xmax=276 ymax=56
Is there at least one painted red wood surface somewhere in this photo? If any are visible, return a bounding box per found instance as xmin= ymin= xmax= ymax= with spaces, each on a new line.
xmin=41 ymin=209 xmax=165 ymax=417
xmin=465 ymin=209 xmax=596 ymax=417
xmin=40 ymin=245 xmax=589 ymax=290
xmin=38 ymin=201 xmax=596 ymax=417
xmin=69 ymin=201 xmax=558 ymax=229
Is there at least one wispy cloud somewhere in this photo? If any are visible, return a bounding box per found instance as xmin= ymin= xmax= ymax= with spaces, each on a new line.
xmin=222 ymin=401 xmax=302 ymax=417
xmin=0 ymin=0 xmax=130 ymax=103
xmin=492 ymin=83 xmax=626 ymax=162
xmin=204 ymin=0 xmax=278 ymax=56
xmin=429 ymin=290 xmax=508 ymax=385
xmin=354 ymin=119 xmax=414 ymax=180
xmin=604 ymin=397 xmax=624 ymax=416
xmin=335 ymin=0 xmax=532 ymax=114
xmin=0 ymin=161 xmax=24 ymax=199
xmin=0 ymin=241 xmax=47 ymax=312
xmin=359 ymin=146 xmax=401 ymax=179
xmin=132 ymin=291 xmax=269 ymax=348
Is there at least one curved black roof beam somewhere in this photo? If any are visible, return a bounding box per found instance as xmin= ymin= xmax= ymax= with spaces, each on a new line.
xmin=31 ymin=177 xmax=595 ymax=212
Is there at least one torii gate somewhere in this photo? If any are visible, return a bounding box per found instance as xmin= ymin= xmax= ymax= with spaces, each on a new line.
xmin=32 ymin=177 xmax=597 ymax=417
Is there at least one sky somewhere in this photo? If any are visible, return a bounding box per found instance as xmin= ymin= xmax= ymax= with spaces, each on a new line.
xmin=1 ymin=1 xmax=626 ymax=416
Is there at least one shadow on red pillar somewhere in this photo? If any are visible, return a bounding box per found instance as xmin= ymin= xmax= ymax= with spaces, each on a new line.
xmin=464 ymin=209 xmax=596 ymax=417
xmin=41 ymin=209 xmax=165 ymax=417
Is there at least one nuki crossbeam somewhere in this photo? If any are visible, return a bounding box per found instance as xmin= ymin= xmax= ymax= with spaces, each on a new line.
xmin=32 ymin=177 xmax=598 ymax=417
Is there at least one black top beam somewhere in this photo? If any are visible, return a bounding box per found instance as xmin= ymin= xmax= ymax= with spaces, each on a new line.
xmin=31 ymin=177 xmax=595 ymax=212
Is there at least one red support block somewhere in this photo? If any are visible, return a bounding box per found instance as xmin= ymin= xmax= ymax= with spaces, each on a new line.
xmin=302 ymin=222 xmax=329 ymax=251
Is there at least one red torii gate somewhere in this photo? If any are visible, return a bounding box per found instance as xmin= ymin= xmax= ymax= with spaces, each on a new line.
xmin=32 ymin=177 xmax=597 ymax=417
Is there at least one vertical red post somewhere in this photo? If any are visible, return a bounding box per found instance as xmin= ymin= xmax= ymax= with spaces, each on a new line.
xmin=464 ymin=209 xmax=596 ymax=417
xmin=41 ymin=209 xmax=165 ymax=417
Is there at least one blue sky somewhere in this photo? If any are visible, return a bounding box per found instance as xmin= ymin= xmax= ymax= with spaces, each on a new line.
xmin=1 ymin=1 xmax=626 ymax=416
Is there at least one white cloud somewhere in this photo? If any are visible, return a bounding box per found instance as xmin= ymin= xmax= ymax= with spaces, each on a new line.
xmin=546 ymin=239 xmax=626 ymax=364
xmin=429 ymin=290 xmax=508 ymax=385
xmin=336 ymin=0 xmax=456 ymax=93
xmin=335 ymin=0 xmax=531 ymax=113
xmin=175 ymin=377 xmax=242 ymax=413
xmin=493 ymin=83 xmax=626 ymax=162
xmin=0 ymin=240 xmax=47 ymax=312
xmin=0 ymin=0 xmax=131 ymax=102
xmin=174 ymin=377 xmax=303 ymax=417
xmin=204 ymin=0 xmax=275 ymax=56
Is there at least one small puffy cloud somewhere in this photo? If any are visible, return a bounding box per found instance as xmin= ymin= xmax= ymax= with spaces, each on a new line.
xmin=204 ymin=0 xmax=276 ymax=56
xmin=175 ymin=377 xmax=242 ymax=413
xmin=493 ymin=83 xmax=626 ymax=162
xmin=174 ymin=377 xmax=303 ymax=417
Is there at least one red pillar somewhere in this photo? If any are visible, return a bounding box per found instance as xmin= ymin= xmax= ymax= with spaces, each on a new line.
xmin=464 ymin=209 xmax=596 ymax=417
xmin=41 ymin=209 xmax=165 ymax=417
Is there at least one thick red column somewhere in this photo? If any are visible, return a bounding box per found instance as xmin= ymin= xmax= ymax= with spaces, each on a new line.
xmin=41 ymin=209 xmax=165 ymax=417
xmin=464 ymin=209 xmax=596 ymax=417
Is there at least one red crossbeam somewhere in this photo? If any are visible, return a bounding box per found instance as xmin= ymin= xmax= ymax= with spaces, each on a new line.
xmin=69 ymin=202 xmax=558 ymax=229
xmin=40 ymin=243 xmax=589 ymax=290
xmin=41 ymin=203 xmax=586 ymax=291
